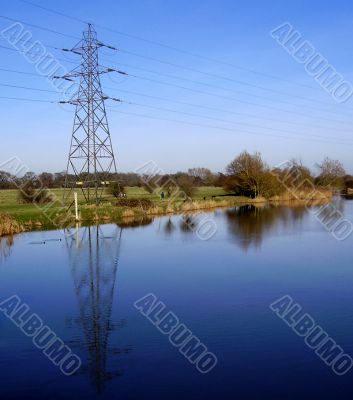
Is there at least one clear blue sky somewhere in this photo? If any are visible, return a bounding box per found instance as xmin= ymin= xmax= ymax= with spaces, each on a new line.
xmin=1 ymin=0 xmax=353 ymax=174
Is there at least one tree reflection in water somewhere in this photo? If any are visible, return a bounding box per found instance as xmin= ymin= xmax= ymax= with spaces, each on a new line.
xmin=117 ymin=216 xmax=154 ymax=229
xmin=225 ymin=204 xmax=307 ymax=250
xmin=179 ymin=215 xmax=197 ymax=233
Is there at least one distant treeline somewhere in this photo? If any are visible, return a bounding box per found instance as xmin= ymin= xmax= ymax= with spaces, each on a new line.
xmin=0 ymin=168 xmax=221 ymax=190
xmin=0 ymin=152 xmax=350 ymax=199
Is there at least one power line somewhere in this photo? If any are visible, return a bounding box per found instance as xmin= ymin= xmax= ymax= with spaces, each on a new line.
xmin=124 ymin=101 xmax=353 ymax=143
xmin=0 ymin=13 xmax=345 ymax=111
xmin=2 ymin=38 xmax=345 ymax=117
xmin=125 ymin=73 xmax=352 ymax=125
xmin=0 ymin=52 xmax=352 ymax=128
xmin=0 ymin=83 xmax=337 ymax=138
xmin=1 ymin=17 xmax=351 ymax=120
xmin=1 ymin=69 xmax=352 ymax=136
xmin=0 ymin=44 xmax=82 ymax=66
xmin=19 ymin=0 xmax=87 ymax=24
xmin=0 ymin=66 xmax=46 ymax=77
xmin=101 ymin=58 xmax=353 ymax=117
xmin=1 ymin=64 xmax=351 ymax=132
xmin=0 ymin=95 xmax=53 ymax=102
xmin=107 ymin=108 xmax=353 ymax=146
xmin=0 ymin=42 xmax=351 ymax=126
xmin=103 ymin=86 xmax=353 ymax=133
xmin=2 ymin=78 xmax=352 ymax=139
xmin=0 ymin=18 xmax=352 ymax=143
xmin=1 ymin=93 xmax=352 ymax=145
xmin=18 ymin=0 xmax=322 ymax=91
xmin=0 ymin=82 xmax=58 ymax=92
xmin=0 ymin=15 xmax=80 ymax=40
xmin=116 ymin=49 xmax=341 ymax=107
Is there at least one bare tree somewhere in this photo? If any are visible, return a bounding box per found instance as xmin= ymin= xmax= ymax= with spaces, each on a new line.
xmin=226 ymin=151 xmax=267 ymax=197
xmin=316 ymin=157 xmax=345 ymax=188
xmin=188 ymin=167 xmax=215 ymax=185
xmin=226 ymin=151 xmax=283 ymax=198
xmin=275 ymin=158 xmax=314 ymax=189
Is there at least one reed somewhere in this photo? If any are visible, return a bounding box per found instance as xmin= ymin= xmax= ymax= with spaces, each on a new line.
xmin=270 ymin=188 xmax=332 ymax=202
xmin=0 ymin=214 xmax=24 ymax=236
xmin=121 ymin=209 xmax=135 ymax=218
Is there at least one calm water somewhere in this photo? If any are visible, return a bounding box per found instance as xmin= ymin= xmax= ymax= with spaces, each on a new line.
xmin=1 ymin=201 xmax=353 ymax=399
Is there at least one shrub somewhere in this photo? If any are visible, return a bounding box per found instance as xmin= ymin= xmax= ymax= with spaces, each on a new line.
xmin=116 ymin=198 xmax=153 ymax=210
xmin=109 ymin=182 xmax=125 ymax=198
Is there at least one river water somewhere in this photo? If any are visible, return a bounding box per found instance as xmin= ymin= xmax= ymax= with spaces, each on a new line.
xmin=1 ymin=200 xmax=353 ymax=399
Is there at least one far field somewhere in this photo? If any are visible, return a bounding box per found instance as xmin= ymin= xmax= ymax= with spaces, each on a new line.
xmin=0 ymin=186 xmax=236 ymax=228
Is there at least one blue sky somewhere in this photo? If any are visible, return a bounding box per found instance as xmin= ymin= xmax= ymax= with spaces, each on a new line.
xmin=1 ymin=0 xmax=353 ymax=174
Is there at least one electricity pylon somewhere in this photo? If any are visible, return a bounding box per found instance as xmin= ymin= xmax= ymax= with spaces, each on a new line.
xmin=58 ymin=24 xmax=121 ymax=205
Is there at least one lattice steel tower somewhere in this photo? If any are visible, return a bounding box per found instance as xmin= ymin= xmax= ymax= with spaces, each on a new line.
xmin=61 ymin=24 xmax=119 ymax=205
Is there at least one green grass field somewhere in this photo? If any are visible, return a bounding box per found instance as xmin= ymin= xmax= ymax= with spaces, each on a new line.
xmin=0 ymin=186 xmax=230 ymax=227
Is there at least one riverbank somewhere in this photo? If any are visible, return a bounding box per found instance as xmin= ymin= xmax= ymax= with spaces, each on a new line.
xmin=0 ymin=186 xmax=333 ymax=236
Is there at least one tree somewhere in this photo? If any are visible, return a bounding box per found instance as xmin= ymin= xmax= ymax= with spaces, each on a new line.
xmin=53 ymin=172 xmax=66 ymax=188
xmin=275 ymin=158 xmax=314 ymax=190
xmin=316 ymin=157 xmax=345 ymax=188
xmin=344 ymin=175 xmax=353 ymax=190
xmin=188 ymin=167 xmax=215 ymax=186
xmin=175 ymin=175 xmax=195 ymax=197
xmin=38 ymin=172 xmax=54 ymax=188
xmin=0 ymin=171 xmax=14 ymax=189
xmin=117 ymin=172 xmax=141 ymax=187
xmin=226 ymin=151 xmax=267 ymax=197
xmin=214 ymin=172 xmax=228 ymax=187
xmin=225 ymin=151 xmax=284 ymax=198
xmin=21 ymin=172 xmax=39 ymax=188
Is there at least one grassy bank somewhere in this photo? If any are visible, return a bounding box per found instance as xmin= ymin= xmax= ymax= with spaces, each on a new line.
xmin=0 ymin=186 xmax=333 ymax=236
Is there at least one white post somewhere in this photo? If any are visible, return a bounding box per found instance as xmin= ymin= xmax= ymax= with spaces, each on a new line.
xmin=74 ymin=192 xmax=79 ymax=221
